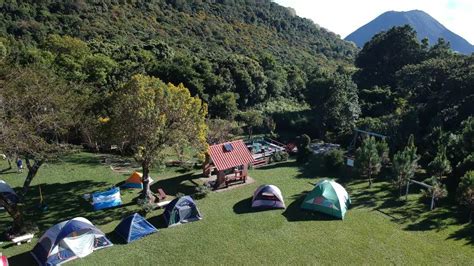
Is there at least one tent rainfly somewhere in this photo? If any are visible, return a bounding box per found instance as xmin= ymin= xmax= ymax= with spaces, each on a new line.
xmin=121 ymin=172 xmax=153 ymax=189
xmin=163 ymin=196 xmax=202 ymax=227
xmin=252 ymin=185 xmax=285 ymax=209
xmin=114 ymin=213 xmax=158 ymax=243
xmin=0 ymin=180 xmax=19 ymax=205
xmin=31 ymin=217 xmax=112 ymax=265
xmin=301 ymin=179 xmax=351 ymax=219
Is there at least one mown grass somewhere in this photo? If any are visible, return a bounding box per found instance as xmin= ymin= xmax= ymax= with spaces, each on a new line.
xmin=0 ymin=153 xmax=473 ymax=265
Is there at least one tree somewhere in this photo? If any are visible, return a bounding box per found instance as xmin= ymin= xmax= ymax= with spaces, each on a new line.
xmin=307 ymin=72 xmax=360 ymax=137
xmin=0 ymin=66 xmax=76 ymax=235
xmin=457 ymin=171 xmax=474 ymax=223
xmin=356 ymin=136 xmax=382 ymax=187
xmin=112 ymin=74 xmax=208 ymax=202
xmin=354 ymin=25 xmax=424 ymax=89
xmin=239 ymin=110 xmax=264 ymax=140
xmin=296 ymin=134 xmax=312 ymax=163
xmin=206 ymin=119 xmax=241 ymax=144
xmin=392 ymin=135 xmax=420 ymax=197
xmin=209 ymin=92 xmax=239 ymax=120
xmin=428 ymin=145 xmax=452 ymax=180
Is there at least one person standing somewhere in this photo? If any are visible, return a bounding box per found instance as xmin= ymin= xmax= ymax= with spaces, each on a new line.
xmin=16 ymin=158 xmax=23 ymax=173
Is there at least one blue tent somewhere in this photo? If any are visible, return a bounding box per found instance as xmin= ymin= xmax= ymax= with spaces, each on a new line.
xmin=0 ymin=180 xmax=19 ymax=205
xmin=114 ymin=213 xmax=158 ymax=243
xmin=31 ymin=217 xmax=112 ymax=266
xmin=91 ymin=187 xmax=122 ymax=211
xmin=163 ymin=196 xmax=202 ymax=227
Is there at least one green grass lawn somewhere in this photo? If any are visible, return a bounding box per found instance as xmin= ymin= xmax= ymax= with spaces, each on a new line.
xmin=0 ymin=153 xmax=473 ymax=265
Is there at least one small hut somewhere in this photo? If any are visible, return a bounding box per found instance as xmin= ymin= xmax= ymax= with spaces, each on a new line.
xmin=203 ymin=140 xmax=254 ymax=189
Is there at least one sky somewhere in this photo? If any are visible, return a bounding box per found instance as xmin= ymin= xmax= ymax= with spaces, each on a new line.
xmin=273 ymin=0 xmax=474 ymax=44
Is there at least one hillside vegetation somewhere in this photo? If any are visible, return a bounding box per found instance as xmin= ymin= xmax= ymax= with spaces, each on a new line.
xmin=0 ymin=0 xmax=355 ymax=108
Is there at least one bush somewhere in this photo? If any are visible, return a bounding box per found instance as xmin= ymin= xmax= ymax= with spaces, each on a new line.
xmin=324 ymin=149 xmax=345 ymax=171
xmin=269 ymin=151 xmax=289 ymax=163
xmin=297 ymin=134 xmax=312 ymax=162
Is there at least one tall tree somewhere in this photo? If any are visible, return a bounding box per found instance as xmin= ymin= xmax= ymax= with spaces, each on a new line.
xmin=354 ymin=25 xmax=424 ymax=89
xmin=356 ymin=136 xmax=382 ymax=187
xmin=307 ymin=72 xmax=360 ymax=137
xmin=428 ymin=144 xmax=452 ymax=180
xmin=112 ymin=74 xmax=208 ymax=202
xmin=0 ymin=66 xmax=76 ymax=235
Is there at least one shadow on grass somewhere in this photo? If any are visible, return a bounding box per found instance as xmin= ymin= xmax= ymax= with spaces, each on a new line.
xmin=0 ymin=181 xmax=140 ymax=236
xmin=447 ymin=223 xmax=474 ymax=245
xmin=282 ymin=192 xmax=339 ymax=222
xmin=8 ymin=251 xmax=35 ymax=265
xmin=232 ymin=197 xmax=284 ymax=214
xmin=150 ymin=173 xmax=202 ymax=196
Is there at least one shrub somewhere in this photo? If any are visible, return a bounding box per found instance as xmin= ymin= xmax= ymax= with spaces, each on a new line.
xmin=324 ymin=149 xmax=345 ymax=171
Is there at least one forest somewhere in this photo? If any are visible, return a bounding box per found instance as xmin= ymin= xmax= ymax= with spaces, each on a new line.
xmin=0 ymin=0 xmax=473 ymax=228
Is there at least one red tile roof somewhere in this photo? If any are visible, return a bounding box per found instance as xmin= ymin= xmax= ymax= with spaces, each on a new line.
xmin=208 ymin=140 xmax=254 ymax=171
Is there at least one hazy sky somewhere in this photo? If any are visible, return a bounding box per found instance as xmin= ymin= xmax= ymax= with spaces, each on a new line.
xmin=273 ymin=0 xmax=474 ymax=44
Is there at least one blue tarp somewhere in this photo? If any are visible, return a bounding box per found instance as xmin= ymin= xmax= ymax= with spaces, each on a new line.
xmin=114 ymin=213 xmax=158 ymax=243
xmin=92 ymin=187 xmax=122 ymax=211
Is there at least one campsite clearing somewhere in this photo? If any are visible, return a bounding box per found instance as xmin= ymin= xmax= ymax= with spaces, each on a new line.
xmin=0 ymin=153 xmax=473 ymax=265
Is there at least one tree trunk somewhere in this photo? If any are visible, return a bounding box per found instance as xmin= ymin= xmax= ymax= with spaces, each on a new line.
xmin=368 ymin=170 xmax=372 ymax=188
xmin=7 ymin=157 xmax=12 ymax=169
xmin=0 ymin=193 xmax=25 ymax=236
xmin=141 ymin=161 xmax=153 ymax=203
xmin=21 ymin=159 xmax=43 ymax=197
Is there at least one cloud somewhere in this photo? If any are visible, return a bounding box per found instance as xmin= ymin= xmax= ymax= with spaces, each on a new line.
xmin=273 ymin=0 xmax=474 ymax=44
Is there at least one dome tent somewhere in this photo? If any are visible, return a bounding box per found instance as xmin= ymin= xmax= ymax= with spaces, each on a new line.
xmin=163 ymin=196 xmax=202 ymax=227
xmin=121 ymin=172 xmax=153 ymax=189
xmin=114 ymin=213 xmax=158 ymax=243
xmin=252 ymin=185 xmax=285 ymax=209
xmin=0 ymin=180 xmax=19 ymax=205
xmin=301 ymin=179 xmax=351 ymax=219
xmin=31 ymin=217 xmax=112 ymax=265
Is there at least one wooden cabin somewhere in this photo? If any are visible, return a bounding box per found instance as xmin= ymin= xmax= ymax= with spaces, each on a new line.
xmin=203 ymin=140 xmax=254 ymax=189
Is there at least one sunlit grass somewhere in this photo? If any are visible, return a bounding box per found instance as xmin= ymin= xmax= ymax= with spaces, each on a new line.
xmin=0 ymin=153 xmax=472 ymax=265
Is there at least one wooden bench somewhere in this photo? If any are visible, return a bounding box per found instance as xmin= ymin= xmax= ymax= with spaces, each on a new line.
xmin=12 ymin=233 xmax=34 ymax=245
xmin=157 ymin=188 xmax=167 ymax=200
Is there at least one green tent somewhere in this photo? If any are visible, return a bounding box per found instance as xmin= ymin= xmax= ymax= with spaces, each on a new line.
xmin=301 ymin=179 xmax=351 ymax=219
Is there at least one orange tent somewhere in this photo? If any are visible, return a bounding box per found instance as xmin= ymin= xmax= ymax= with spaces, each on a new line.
xmin=122 ymin=172 xmax=153 ymax=189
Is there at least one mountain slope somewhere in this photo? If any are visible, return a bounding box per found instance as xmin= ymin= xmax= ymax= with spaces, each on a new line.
xmin=345 ymin=10 xmax=474 ymax=54
xmin=0 ymin=0 xmax=355 ymax=66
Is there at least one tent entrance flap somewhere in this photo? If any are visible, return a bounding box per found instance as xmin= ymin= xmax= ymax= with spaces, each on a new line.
xmin=61 ymin=234 xmax=95 ymax=258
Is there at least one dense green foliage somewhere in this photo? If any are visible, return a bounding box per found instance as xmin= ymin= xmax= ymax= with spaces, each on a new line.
xmin=0 ymin=0 xmax=355 ymax=116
